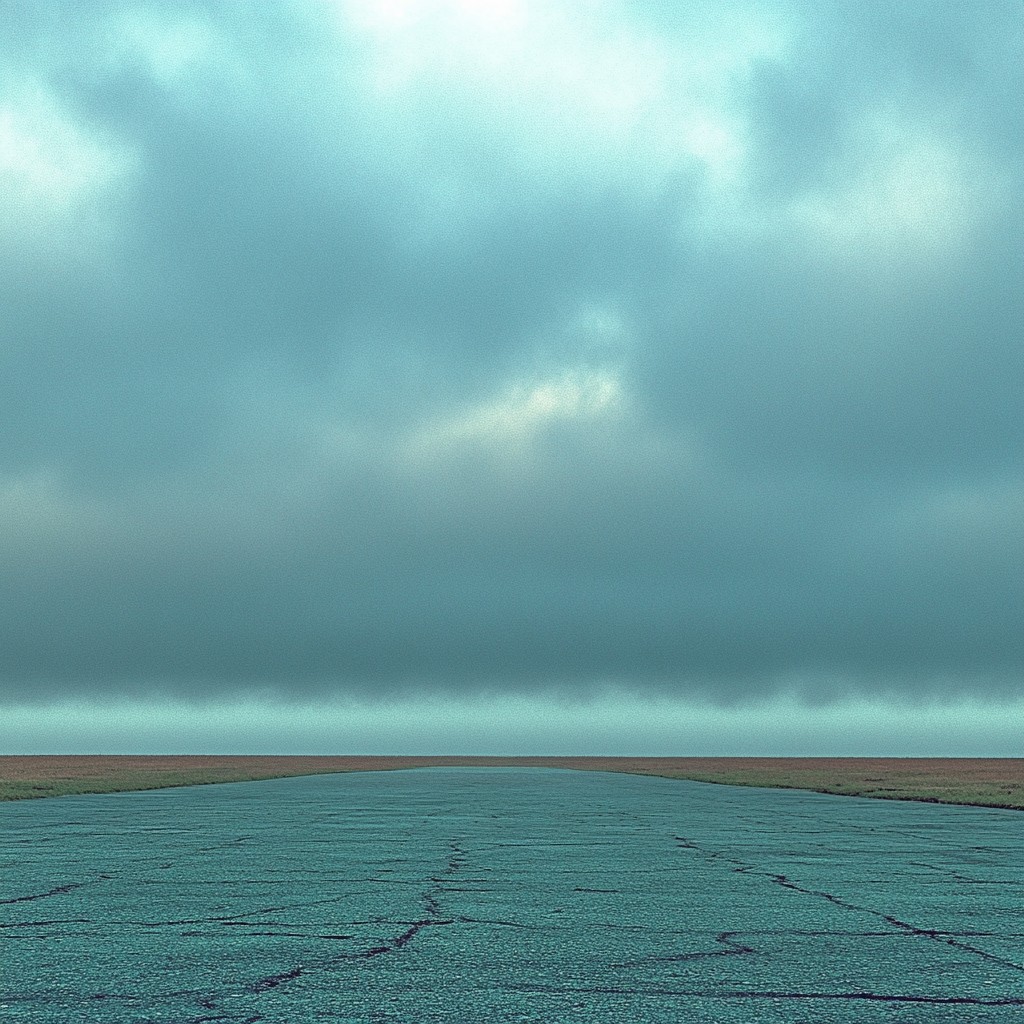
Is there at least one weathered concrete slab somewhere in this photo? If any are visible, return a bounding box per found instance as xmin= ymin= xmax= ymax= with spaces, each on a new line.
xmin=1 ymin=767 xmax=1021 ymax=1022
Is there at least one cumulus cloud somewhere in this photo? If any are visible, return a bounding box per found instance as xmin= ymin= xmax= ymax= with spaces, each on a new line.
xmin=1 ymin=0 xmax=1022 ymax=713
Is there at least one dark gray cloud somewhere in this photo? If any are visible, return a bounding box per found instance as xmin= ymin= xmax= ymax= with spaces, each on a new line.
xmin=2 ymin=0 xmax=1022 ymax=708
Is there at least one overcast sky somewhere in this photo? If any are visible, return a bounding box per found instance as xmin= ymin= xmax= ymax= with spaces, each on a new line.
xmin=2 ymin=1 xmax=1022 ymax=754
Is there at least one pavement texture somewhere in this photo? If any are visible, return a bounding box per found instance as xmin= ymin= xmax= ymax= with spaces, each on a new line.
xmin=1 ymin=767 xmax=1022 ymax=1022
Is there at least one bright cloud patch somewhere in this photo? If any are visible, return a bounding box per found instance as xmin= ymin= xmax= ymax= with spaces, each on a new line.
xmin=406 ymin=368 xmax=624 ymax=460
xmin=790 ymin=115 xmax=1001 ymax=270
xmin=0 ymin=86 xmax=134 ymax=265
xmin=0 ymin=89 xmax=129 ymax=210
xmin=339 ymin=0 xmax=786 ymax=191
xmin=113 ymin=9 xmax=219 ymax=83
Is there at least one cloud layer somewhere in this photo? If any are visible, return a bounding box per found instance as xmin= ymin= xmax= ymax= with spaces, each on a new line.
xmin=2 ymin=1 xmax=1022 ymax=709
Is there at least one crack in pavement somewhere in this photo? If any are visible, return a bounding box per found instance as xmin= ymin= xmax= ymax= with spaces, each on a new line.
xmin=675 ymin=835 xmax=1024 ymax=976
xmin=454 ymin=915 xmax=538 ymax=930
xmin=6 ymin=774 xmax=1021 ymax=1019
xmin=236 ymin=838 xmax=466 ymax=1003
xmin=180 ymin=929 xmax=355 ymax=940
xmin=189 ymin=1014 xmax=264 ymax=1023
xmin=196 ymin=836 xmax=256 ymax=853
xmin=131 ymin=893 xmax=365 ymax=928
xmin=908 ymin=860 xmax=1022 ymax=886
xmin=611 ymin=930 xmax=755 ymax=968
xmin=347 ymin=838 xmax=467 ymax=960
xmin=511 ymin=983 xmax=1024 ymax=1004
xmin=0 ymin=880 xmax=97 ymax=905
xmin=248 ymin=965 xmax=306 ymax=993
xmin=0 ymin=918 xmax=93 ymax=928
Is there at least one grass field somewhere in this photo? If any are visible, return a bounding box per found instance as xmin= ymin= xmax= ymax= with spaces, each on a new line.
xmin=1 ymin=755 xmax=1022 ymax=809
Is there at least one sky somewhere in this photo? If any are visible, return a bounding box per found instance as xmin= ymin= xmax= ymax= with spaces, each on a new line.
xmin=2 ymin=0 xmax=1022 ymax=755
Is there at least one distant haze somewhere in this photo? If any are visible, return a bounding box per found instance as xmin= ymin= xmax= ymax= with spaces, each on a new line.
xmin=2 ymin=2 xmax=1022 ymax=754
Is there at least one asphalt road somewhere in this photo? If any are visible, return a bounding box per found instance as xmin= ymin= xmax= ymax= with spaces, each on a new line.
xmin=1 ymin=767 xmax=1022 ymax=1022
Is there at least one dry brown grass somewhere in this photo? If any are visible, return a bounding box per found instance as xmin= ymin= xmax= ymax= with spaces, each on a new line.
xmin=582 ymin=756 xmax=1024 ymax=810
xmin=1 ymin=755 xmax=1021 ymax=809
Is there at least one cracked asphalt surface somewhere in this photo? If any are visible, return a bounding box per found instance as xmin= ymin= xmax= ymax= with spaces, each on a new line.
xmin=1 ymin=767 xmax=1022 ymax=1022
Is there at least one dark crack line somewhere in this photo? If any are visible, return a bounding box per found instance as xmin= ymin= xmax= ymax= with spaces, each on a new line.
xmin=0 ymin=918 xmax=93 ymax=928
xmin=189 ymin=1014 xmax=263 ymax=1023
xmin=180 ymin=929 xmax=354 ymax=940
xmin=355 ymin=918 xmax=456 ymax=959
xmin=196 ymin=836 xmax=256 ymax=853
xmin=133 ymin=893 xmax=360 ymax=927
xmin=512 ymin=983 xmax=1024 ymax=1005
xmin=611 ymin=930 xmax=755 ymax=968
xmin=0 ymin=881 xmax=92 ymax=905
xmin=908 ymin=861 xmax=1021 ymax=886
xmin=700 ymin=927 xmax=1024 ymax=939
xmin=675 ymin=835 xmax=1024 ymax=975
xmin=455 ymin=915 xmax=538 ymax=930
xmin=350 ymin=838 xmax=466 ymax=959
xmin=877 ymin=910 xmax=1024 ymax=973
xmin=239 ymin=838 xmax=466 ymax=1000
xmin=248 ymin=965 xmax=305 ymax=993
xmin=32 ymin=839 xmax=472 ymax=1014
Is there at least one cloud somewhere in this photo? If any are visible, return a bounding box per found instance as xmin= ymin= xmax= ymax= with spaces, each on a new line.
xmin=337 ymin=0 xmax=783 ymax=190
xmin=1 ymin=0 xmax=1022 ymax=715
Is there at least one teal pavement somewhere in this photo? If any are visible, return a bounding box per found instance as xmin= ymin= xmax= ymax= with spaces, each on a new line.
xmin=2 ymin=768 xmax=1022 ymax=1022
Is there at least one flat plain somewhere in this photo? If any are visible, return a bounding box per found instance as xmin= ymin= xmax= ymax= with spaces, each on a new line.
xmin=2 ymin=755 xmax=1023 ymax=808
xmin=2 ymin=767 xmax=1022 ymax=1022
